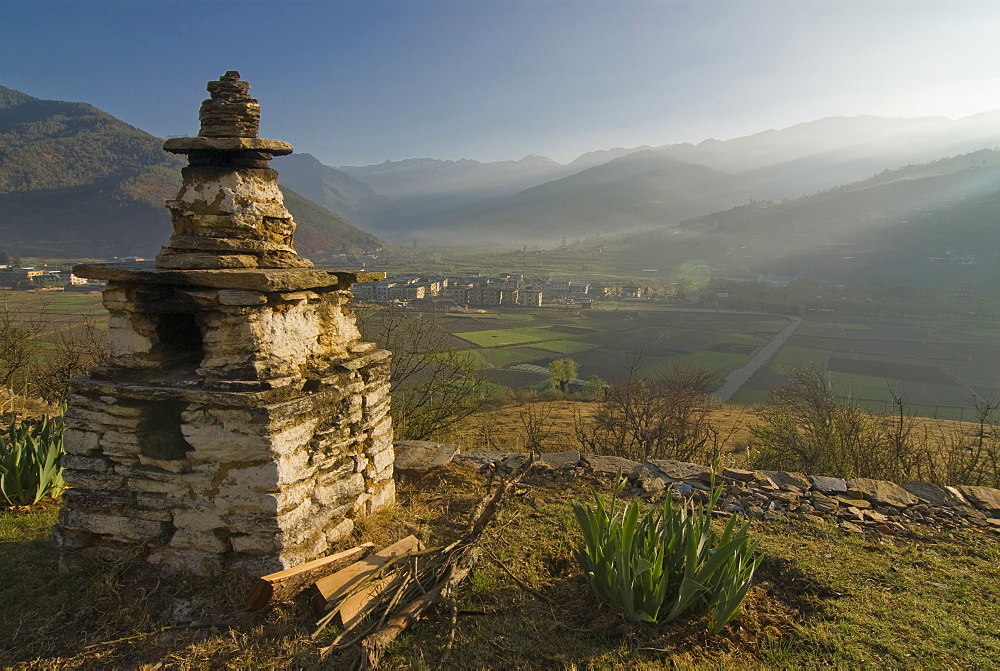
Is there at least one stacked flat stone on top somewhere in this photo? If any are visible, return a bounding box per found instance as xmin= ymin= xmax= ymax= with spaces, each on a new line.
xmin=55 ymin=72 xmax=394 ymax=577
xmin=157 ymin=71 xmax=308 ymax=271
xmin=199 ymin=70 xmax=260 ymax=138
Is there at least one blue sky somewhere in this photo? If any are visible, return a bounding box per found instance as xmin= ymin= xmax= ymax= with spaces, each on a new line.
xmin=4 ymin=1 xmax=1000 ymax=166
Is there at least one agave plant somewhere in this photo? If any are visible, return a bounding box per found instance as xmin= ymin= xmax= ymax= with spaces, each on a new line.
xmin=0 ymin=413 xmax=65 ymax=506
xmin=572 ymin=478 xmax=761 ymax=632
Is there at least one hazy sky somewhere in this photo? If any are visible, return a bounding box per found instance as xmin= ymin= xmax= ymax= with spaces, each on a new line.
xmin=4 ymin=1 xmax=1000 ymax=166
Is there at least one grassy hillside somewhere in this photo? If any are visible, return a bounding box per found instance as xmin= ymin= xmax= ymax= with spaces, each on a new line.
xmin=3 ymin=465 xmax=998 ymax=667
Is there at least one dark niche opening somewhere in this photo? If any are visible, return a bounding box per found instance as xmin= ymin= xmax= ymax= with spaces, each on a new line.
xmin=137 ymin=400 xmax=193 ymax=462
xmin=156 ymin=312 xmax=204 ymax=369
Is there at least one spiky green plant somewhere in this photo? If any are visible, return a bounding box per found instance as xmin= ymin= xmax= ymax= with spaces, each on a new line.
xmin=572 ymin=479 xmax=761 ymax=632
xmin=0 ymin=413 xmax=65 ymax=506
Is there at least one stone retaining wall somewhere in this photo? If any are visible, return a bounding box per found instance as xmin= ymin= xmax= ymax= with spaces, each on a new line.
xmin=396 ymin=443 xmax=1000 ymax=536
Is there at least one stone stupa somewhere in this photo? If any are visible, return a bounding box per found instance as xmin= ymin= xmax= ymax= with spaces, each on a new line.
xmin=53 ymin=72 xmax=395 ymax=575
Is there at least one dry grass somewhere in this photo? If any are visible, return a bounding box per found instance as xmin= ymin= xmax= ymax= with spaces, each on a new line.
xmin=453 ymin=399 xmax=762 ymax=466
xmin=3 ymin=462 xmax=999 ymax=668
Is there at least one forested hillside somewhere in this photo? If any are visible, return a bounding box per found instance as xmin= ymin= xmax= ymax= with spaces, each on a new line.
xmin=0 ymin=86 xmax=382 ymax=258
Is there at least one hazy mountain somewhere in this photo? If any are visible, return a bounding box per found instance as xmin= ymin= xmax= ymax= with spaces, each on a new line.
xmin=411 ymin=149 xmax=752 ymax=244
xmin=595 ymin=148 xmax=1000 ymax=295
xmin=0 ymin=86 xmax=382 ymax=258
xmin=273 ymin=152 xmax=397 ymax=230
xmin=336 ymin=153 xmax=578 ymax=231
xmin=656 ymin=114 xmax=1000 ymax=199
xmin=385 ymin=113 xmax=1000 ymax=245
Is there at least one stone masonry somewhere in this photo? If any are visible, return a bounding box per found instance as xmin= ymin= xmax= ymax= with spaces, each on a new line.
xmin=53 ymin=72 xmax=395 ymax=576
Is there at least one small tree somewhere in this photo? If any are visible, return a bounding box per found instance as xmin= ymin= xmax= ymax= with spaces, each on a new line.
xmin=547 ymin=357 xmax=578 ymax=393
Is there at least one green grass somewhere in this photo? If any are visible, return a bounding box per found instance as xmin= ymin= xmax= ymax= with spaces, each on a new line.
xmin=768 ymin=346 xmax=832 ymax=373
xmin=828 ymin=371 xmax=897 ymax=403
xmin=718 ymin=333 xmax=769 ymax=346
xmin=476 ymin=348 xmax=543 ymax=367
xmin=674 ymin=350 xmax=751 ymax=373
xmin=454 ymin=327 xmax=565 ymax=347
xmin=835 ymin=322 xmax=872 ymax=331
xmin=749 ymin=320 xmax=788 ymax=334
xmin=3 ymin=471 xmax=1000 ymax=667
xmin=730 ymin=388 xmax=771 ymax=405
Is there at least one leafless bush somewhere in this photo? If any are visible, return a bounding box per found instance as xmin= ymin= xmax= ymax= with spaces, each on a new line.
xmin=576 ymin=362 xmax=719 ymax=463
xmin=356 ymin=304 xmax=486 ymax=441
xmin=748 ymin=367 xmax=1000 ymax=486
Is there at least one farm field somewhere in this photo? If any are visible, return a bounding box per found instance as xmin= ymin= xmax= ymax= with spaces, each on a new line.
xmin=442 ymin=305 xmax=998 ymax=420
xmin=2 ymin=289 xmax=996 ymax=420
xmin=740 ymin=313 xmax=1000 ymax=418
xmin=440 ymin=307 xmax=781 ymax=392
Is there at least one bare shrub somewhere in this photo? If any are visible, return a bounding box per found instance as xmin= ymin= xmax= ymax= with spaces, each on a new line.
xmin=748 ymin=367 xmax=1000 ymax=486
xmin=356 ymin=304 xmax=486 ymax=441
xmin=576 ymin=362 xmax=719 ymax=463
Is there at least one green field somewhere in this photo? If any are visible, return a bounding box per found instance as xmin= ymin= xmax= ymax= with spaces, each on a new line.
xmin=768 ymin=346 xmax=833 ymax=373
xmin=454 ymin=327 xmax=565 ymax=347
xmin=2 ymin=289 xmax=996 ymax=420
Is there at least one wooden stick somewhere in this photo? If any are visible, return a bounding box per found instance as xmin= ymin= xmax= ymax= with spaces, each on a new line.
xmin=359 ymin=564 xmax=472 ymax=670
xmin=246 ymin=543 xmax=377 ymax=610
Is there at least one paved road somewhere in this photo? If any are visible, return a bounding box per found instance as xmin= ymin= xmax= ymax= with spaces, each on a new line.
xmin=713 ymin=315 xmax=802 ymax=403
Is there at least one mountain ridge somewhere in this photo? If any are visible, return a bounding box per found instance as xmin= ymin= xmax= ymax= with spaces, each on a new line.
xmin=0 ymin=85 xmax=383 ymax=259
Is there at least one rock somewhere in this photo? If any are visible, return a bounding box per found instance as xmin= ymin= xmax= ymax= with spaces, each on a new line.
xmin=672 ymin=482 xmax=694 ymax=496
xmin=838 ymin=520 xmax=864 ymax=533
xmin=648 ymin=460 xmax=712 ymax=482
xmin=848 ymin=478 xmax=919 ymax=508
xmin=393 ymin=441 xmax=460 ymax=473
xmin=453 ymin=450 xmax=511 ymax=470
xmin=536 ymin=450 xmax=581 ymax=470
xmin=811 ymin=494 xmax=840 ymax=514
xmin=721 ymin=468 xmax=755 ymax=482
xmin=809 ymin=475 xmax=848 ymax=493
xmin=903 ymin=481 xmax=959 ymax=507
xmin=584 ymin=454 xmax=641 ymax=477
xmin=761 ymin=471 xmax=811 ymax=491
xmin=956 ymin=486 xmax=1000 ymax=514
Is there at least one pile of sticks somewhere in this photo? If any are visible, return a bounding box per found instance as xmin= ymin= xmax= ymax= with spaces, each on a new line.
xmin=245 ymin=478 xmax=515 ymax=669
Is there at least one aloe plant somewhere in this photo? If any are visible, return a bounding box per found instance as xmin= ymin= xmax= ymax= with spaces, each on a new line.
xmin=0 ymin=413 xmax=65 ymax=506
xmin=572 ymin=479 xmax=761 ymax=632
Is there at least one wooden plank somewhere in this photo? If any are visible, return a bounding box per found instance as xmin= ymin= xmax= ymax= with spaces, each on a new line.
xmin=338 ymin=571 xmax=405 ymax=630
xmin=245 ymin=543 xmax=376 ymax=610
xmin=309 ymin=535 xmax=422 ymax=613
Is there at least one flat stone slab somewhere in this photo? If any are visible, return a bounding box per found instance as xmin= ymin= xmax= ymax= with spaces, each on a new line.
xmin=535 ymin=450 xmax=581 ymax=470
xmin=721 ymin=468 xmax=755 ymax=482
xmin=163 ymin=136 xmax=294 ymax=155
xmin=760 ymin=471 xmax=811 ymax=491
xmin=848 ymin=477 xmax=919 ymax=508
xmin=809 ymin=475 xmax=848 ymax=493
xmin=73 ymin=262 xmax=384 ymax=291
xmin=394 ymin=441 xmax=460 ymax=473
xmin=956 ymin=485 xmax=1000 ymax=513
xmin=452 ymin=450 xmax=511 ymax=470
xmin=648 ymin=460 xmax=711 ymax=482
xmin=583 ymin=454 xmax=641 ymax=477
xmin=903 ymin=481 xmax=957 ymax=506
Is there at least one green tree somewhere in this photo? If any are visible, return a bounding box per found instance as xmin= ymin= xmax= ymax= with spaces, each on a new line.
xmin=547 ymin=357 xmax=578 ymax=393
